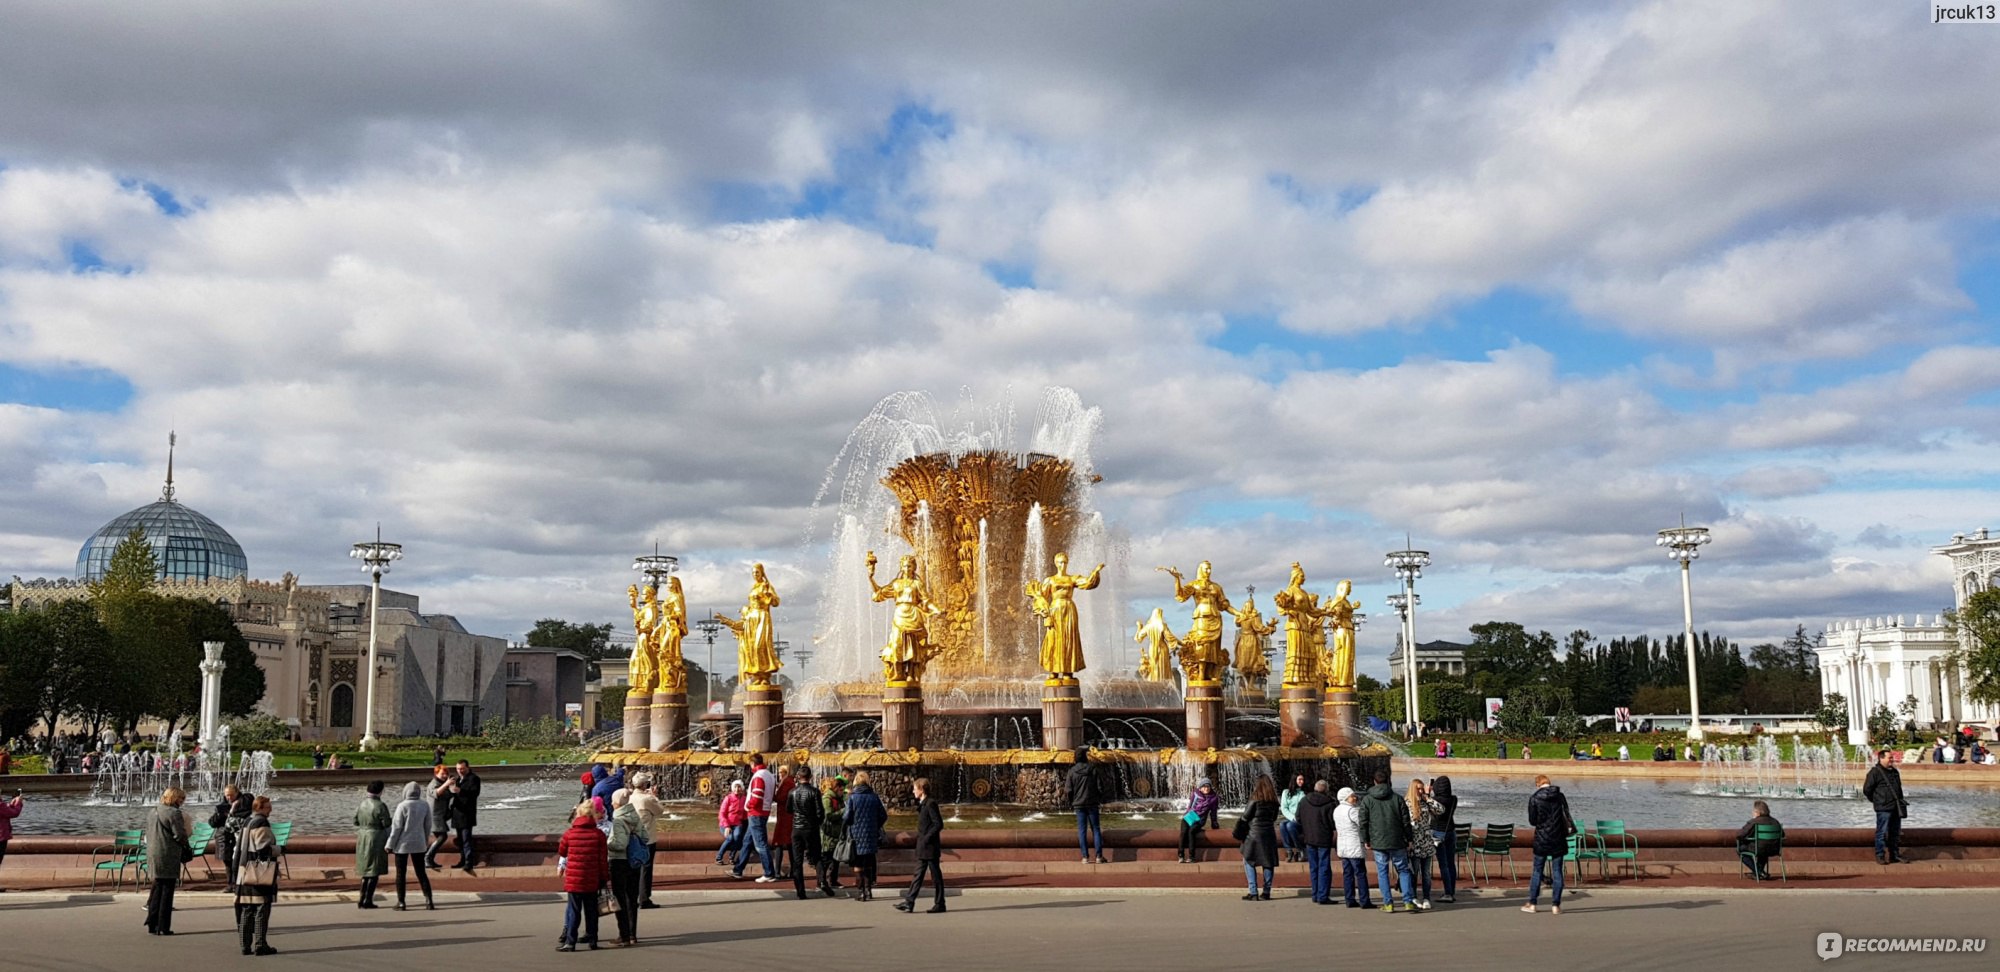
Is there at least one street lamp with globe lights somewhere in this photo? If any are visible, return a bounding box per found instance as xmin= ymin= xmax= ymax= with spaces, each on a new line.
xmin=1385 ymin=542 xmax=1431 ymax=732
xmin=349 ymin=527 xmax=403 ymax=751
xmin=1656 ymin=521 xmax=1713 ymax=741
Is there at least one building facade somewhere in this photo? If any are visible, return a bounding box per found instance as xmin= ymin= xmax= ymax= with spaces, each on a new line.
xmin=1386 ymin=637 xmax=1470 ymax=677
xmin=8 ymin=472 xmax=517 ymax=741
xmin=1817 ymin=527 xmax=2000 ymax=740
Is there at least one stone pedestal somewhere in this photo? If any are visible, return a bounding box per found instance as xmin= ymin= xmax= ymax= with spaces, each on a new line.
xmin=881 ymin=682 xmax=925 ymax=751
xmin=1184 ymin=680 xmax=1226 ymax=751
xmin=621 ymin=697 xmax=650 ymax=751
xmin=649 ymin=690 xmax=688 ymax=751
xmin=1041 ymin=680 xmax=1084 ymax=751
xmin=742 ymin=685 xmax=785 ymax=753
xmin=1321 ymin=689 xmax=1359 ymax=747
xmin=1278 ymin=684 xmax=1321 ymax=747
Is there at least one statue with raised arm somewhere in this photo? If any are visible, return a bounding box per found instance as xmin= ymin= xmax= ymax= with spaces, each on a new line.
xmin=627 ymin=583 xmax=661 ymax=696
xmin=1162 ymin=561 xmax=1232 ymax=684
xmin=713 ymin=563 xmax=782 ymax=689
xmin=868 ymin=551 xmax=944 ymax=686
xmin=1321 ymin=579 xmax=1360 ymax=693
xmin=1134 ymin=608 xmax=1179 ymax=683
xmin=1024 ymin=551 xmax=1103 ymax=683
xmin=657 ymin=575 xmax=689 ymax=693
xmin=1232 ymin=591 xmax=1276 ymax=684
xmin=1272 ymin=563 xmax=1328 ymax=688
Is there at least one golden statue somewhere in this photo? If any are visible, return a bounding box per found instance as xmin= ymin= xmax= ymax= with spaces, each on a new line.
xmin=714 ymin=563 xmax=782 ymax=690
xmin=627 ymin=583 xmax=662 ymax=696
xmin=1025 ymin=551 xmax=1102 ymax=683
xmin=1321 ymin=579 xmax=1359 ymax=693
xmin=657 ymin=575 xmax=689 ymax=693
xmin=1231 ymin=592 xmax=1276 ymax=683
xmin=867 ymin=551 xmax=943 ymax=686
xmin=1161 ymin=561 xmax=1232 ymax=684
xmin=1273 ymin=563 xmax=1328 ymax=688
xmin=1134 ymin=608 xmax=1179 ymax=683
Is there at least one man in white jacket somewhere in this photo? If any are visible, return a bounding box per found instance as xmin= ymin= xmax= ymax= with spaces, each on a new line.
xmin=1334 ymin=787 xmax=1373 ymax=908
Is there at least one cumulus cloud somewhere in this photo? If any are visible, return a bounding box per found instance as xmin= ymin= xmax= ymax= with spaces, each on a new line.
xmin=0 ymin=1 xmax=1994 ymax=681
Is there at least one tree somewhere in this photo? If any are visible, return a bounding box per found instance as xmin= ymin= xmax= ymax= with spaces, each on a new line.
xmin=87 ymin=529 xmax=169 ymax=732
xmin=28 ymin=600 xmax=113 ymax=739
xmin=1465 ymin=622 xmax=1557 ymax=694
xmin=145 ymin=597 xmax=265 ymax=734
xmin=1355 ymin=673 xmax=1383 ymax=693
xmin=1945 ymin=589 xmax=2000 ymax=705
xmin=1631 ymin=683 xmax=1689 ymax=715
xmin=526 ymin=618 xmax=615 ymax=679
xmin=1814 ymin=692 xmax=1848 ymax=734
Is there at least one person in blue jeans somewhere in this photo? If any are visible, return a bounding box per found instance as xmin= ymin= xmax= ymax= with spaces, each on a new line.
xmin=1861 ymin=749 xmax=1907 ymax=864
xmin=1523 ymin=774 xmax=1573 ymax=914
xmin=1356 ymin=769 xmax=1415 ymax=912
xmin=1296 ymin=780 xmax=1339 ymax=904
xmin=1278 ymin=774 xmax=1307 ymax=863
xmin=1430 ymin=776 xmax=1459 ymax=903
xmin=1334 ymin=787 xmax=1374 ymax=908
xmin=1065 ymin=746 xmax=1105 ymax=864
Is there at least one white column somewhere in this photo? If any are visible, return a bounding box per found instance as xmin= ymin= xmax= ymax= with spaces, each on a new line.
xmin=198 ymin=640 xmax=226 ymax=751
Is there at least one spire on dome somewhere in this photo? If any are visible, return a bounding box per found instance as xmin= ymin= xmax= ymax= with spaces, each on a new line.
xmin=162 ymin=431 xmax=177 ymax=503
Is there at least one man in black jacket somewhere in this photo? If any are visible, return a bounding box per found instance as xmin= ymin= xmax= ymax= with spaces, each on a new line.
xmin=1065 ymin=746 xmax=1105 ymax=864
xmin=788 ymin=767 xmax=826 ymax=900
xmin=1296 ymin=780 xmax=1339 ymax=904
xmin=1735 ymin=800 xmax=1784 ymax=880
xmin=451 ymin=759 xmax=481 ymax=870
xmin=1862 ymin=749 xmax=1908 ymax=864
xmin=897 ymin=777 xmax=946 ymax=914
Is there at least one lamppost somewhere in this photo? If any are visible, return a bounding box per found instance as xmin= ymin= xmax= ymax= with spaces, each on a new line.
xmin=694 ymin=617 xmax=724 ymax=714
xmin=1385 ymin=592 xmax=1419 ymax=715
xmin=1656 ymin=521 xmax=1712 ymax=741
xmin=1386 ymin=542 xmax=1431 ymax=732
xmin=349 ymin=526 xmax=403 ymax=751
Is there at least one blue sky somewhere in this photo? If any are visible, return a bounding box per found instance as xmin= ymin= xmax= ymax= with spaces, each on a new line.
xmin=1 ymin=2 xmax=1997 ymax=685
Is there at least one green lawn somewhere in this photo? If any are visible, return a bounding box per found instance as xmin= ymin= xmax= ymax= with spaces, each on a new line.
xmin=268 ymin=748 xmax=569 ymax=771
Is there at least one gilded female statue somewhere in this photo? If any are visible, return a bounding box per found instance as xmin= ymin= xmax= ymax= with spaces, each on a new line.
xmin=627 ymin=583 xmax=661 ymax=696
xmin=1161 ymin=561 xmax=1232 ymax=683
xmin=714 ymin=563 xmax=782 ymax=689
xmin=1272 ymin=563 xmax=1328 ymax=688
xmin=867 ymin=551 xmax=942 ymax=685
xmin=1024 ymin=551 xmax=1103 ymax=683
xmin=1134 ymin=608 xmax=1179 ymax=683
xmin=1321 ymin=579 xmax=1359 ymax=693
xmin=1231 ymin=592 xmax=1276 ymax=682
xmin=657 ymin=575 xmax=689 ymax=693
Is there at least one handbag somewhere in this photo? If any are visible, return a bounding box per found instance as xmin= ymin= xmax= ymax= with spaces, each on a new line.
xmin=597 ymin=884 xmax=620 ymax=916
xmin=239 ymin=858 xmax=279 ymax=888
xmin=1181 ymin=810 xmax=1202 ymax=828
xmin=1232 ymin=816 xmax=1251 ymax=842
xmin=832 ymin=837 xmax=856 ymax=865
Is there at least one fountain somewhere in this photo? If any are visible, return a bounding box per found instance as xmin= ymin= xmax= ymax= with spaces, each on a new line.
xmin=599 ymin=388 xmax=1388 ymax=807
xmin=1693 ymin=735 xmax=1859 ymax=800
xmin=88 ymin=727 xmax=276 ymax=807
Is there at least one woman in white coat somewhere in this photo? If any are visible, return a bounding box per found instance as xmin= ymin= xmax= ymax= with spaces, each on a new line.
xmin=385 ymin=781 xmax=436 ymax=910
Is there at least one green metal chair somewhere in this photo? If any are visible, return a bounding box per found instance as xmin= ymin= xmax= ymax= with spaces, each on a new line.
xmin=1452 ymin=822 xmax=1476 ymax=888
xmin=270 ymin=821 xmax=294 ymax=877
xmin=91 ymin=831 xmax=148 ymax=891
xmin=1563 ymin=832 xmax=1592 ymax=884
xmin=184 ymin=822 xmax=215 ymax=881
xmin=1593 ymin=819 xmax=1640 ymax=880
xmin=1468 ymin=823 xmax=1516 ymax=883
xmin=1740 ymin=824 xmax=1786 ymax=884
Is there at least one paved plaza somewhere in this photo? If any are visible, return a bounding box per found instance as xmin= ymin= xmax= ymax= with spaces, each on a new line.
xmin=0 ymin=886 xmax=1987 ymax=971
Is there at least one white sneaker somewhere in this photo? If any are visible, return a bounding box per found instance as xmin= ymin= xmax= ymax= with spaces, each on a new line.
xmin=1520 ymin=903 xmax=1536 ymax=913
xmin=1416 ymin=899 xmax=1432 ymax=911
xmin=755 ymin=876 xmax=777 ymax=884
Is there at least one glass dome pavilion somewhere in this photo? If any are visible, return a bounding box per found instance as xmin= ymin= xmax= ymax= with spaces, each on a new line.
xmin=74 ymin=438 xmax=248 ymax=583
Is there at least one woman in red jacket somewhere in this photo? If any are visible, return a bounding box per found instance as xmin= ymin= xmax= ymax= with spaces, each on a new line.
xmin=558 ymin=803 xmax=608 ymax=952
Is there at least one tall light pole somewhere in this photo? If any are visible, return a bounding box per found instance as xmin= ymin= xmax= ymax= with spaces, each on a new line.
xmin=350 ymin=526 xmax=403 ymax=751
xmin=1385 ymin=592 xmax=1419 ymax=721
xmin=1657 ymin=521 xmax=1712 ymax=741
xmin=694 ymin=617 xmax=724 ymax=714
xmin=1386 ymin=541 xmax=1431 ymax=732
